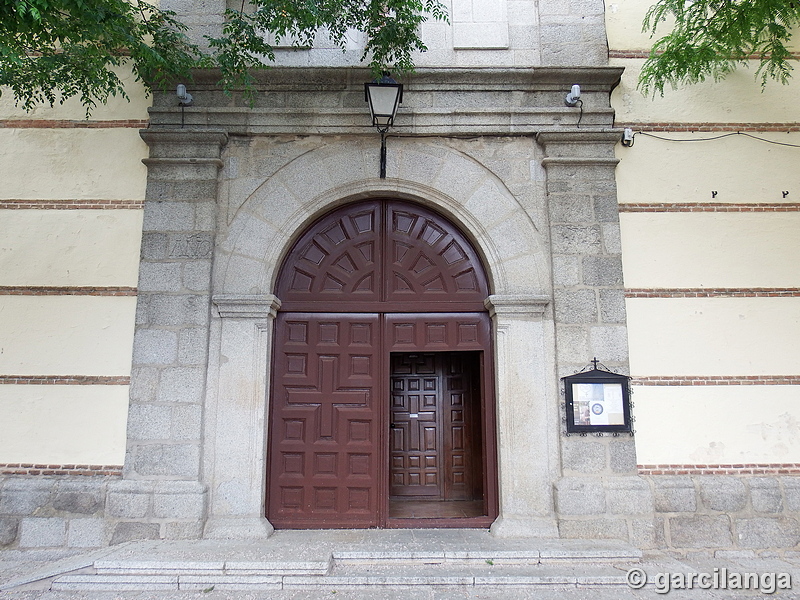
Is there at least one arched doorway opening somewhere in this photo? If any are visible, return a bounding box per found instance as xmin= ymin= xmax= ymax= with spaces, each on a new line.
xmin=267 ymin=199 xmax=498 ymax=528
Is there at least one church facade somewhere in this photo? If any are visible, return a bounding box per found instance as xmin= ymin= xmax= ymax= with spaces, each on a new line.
xmin=1 ymin=0 xmax=799 ymax=552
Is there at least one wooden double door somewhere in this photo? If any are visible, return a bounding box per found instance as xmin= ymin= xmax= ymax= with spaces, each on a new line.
xmin=266 ymin=199 xmax=496 ymax=528
xmin=267 ymin=312 xmax=494 ymax=528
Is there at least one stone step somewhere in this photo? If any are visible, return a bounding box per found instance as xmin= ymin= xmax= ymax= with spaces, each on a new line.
xmin=94 ymin=558 xmax=331 ymax=576
xmin=52 ymin=563 xmax=634 ymax=592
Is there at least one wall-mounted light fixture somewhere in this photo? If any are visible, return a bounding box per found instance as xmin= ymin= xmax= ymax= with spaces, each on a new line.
xmin=565 ymin=84 xmax=581 ymax=107
xmin=365 ymin=73 xmax=403 ymax=179
xmin=176 ymin=84 xmax=193 ymax=129
xmin=562 ymin=358 xmax=632 ymax=435
xmin=176 ymin=84 xmax=193 ymax=107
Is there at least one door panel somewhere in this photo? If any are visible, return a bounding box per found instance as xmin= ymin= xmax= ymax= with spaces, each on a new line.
xmin=268 ymin=313 xmax=381 ymax=528
xmin=390 ymin=354 xmax=442 ymax=497
xmin=389 ymin=351 xmax=482 ymax=502
xmin=442 ymin=353 xmax=481 ymax=501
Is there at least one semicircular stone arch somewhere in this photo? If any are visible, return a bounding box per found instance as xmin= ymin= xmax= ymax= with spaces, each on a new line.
xmin=214 ymin=138 xmax=548 ymax=298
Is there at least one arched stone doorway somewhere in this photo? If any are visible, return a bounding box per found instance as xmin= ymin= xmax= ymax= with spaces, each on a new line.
xmin=267 ymin=199 xmax=498 ymax=528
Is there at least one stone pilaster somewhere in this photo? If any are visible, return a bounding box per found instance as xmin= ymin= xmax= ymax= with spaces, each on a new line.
xmin=485 ymin=294 xmax=559 ymax=538
xmin=201 ymin=295 xmax=281 ymax=540
xmin=538 ymin=130 xmax=636 ymax=475
xmin=107 ymin=130 xmax=227 ymax=542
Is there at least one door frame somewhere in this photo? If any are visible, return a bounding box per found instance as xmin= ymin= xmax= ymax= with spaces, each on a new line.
xmin=384 ymin=349 xmax=495 ymax=527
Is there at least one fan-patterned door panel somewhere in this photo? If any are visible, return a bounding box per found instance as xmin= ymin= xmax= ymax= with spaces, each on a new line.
xmin=385 ymin=202 xmax=488 ymax=306
xmin=275 ymin=200 xmax=489 ymax=311
xmin=268 ymin=313 xmax=380 ymax=528
xmin=277 ymin=202 xmax=382 ymax=306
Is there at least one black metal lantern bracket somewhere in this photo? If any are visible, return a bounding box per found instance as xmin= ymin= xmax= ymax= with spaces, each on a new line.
xmin=364 ymin=73 xmax=404 ymax=179
xmin=561 ymin=358 xmax=633 ymax=436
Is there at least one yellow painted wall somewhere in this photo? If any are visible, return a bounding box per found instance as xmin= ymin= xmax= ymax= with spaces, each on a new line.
xmin=615 ymin=134 xmax=800 ymax=204
xmin=0 ymin=210 xmax=143 ymax=287
xmin=626 ymin=297 xmax=800 ymax=376
xmin=0 ymin=129 xmax=147 ymax=200
xmin=0 ymin=65 xmax=148 ymax=465
xmin=634 ymin=386 xmax=800 ymax=464
xmin=0 ymin=385 xmax=129 ymax=464
xmin=609 ymin=0 xmax=800 ymax=465
xmin=620 ymin=213 xmax=800 ymax=288
xmin=0 ymin=296 xmax=137 ymax=376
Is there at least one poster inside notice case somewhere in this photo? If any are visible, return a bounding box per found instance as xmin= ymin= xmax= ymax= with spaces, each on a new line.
xmin=572 ymin=382 xmax=625 ymax=426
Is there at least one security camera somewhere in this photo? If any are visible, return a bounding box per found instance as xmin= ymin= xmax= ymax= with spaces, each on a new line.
xmin=565 ymin=84 xmax=581 ymax=107
xmin=176 ymin=84 xmax=193 ymax=107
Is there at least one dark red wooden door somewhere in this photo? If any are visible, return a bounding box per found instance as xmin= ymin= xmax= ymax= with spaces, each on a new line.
xmin=270 ymin=199 xmax=496 ymax=528
xmin=268 ymin=313 xmax=381 ymax=528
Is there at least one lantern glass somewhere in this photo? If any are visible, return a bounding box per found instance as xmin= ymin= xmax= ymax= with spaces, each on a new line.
xmin=365 ymin=81 xmax=403 ymax=129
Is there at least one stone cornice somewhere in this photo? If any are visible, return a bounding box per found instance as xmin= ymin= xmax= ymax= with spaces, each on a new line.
xmin=146 ymin=67 xmax=624 ymax=136
xmin=182 ymin=66 xmax=625 ymax=91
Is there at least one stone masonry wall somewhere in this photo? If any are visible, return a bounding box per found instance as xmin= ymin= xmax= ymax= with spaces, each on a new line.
xmin=0 ymin=476 xmax=207 ymax=548
xmin=555 ymin=474 xmax=800 ymax=555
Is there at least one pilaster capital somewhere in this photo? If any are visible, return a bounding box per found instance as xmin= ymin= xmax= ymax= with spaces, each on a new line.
xmin=485 ymin=294 xmax=550 ymax=319
xmin=139 ymin=129 xmax=229 ymax=161
xmin=213 ymin=294 xmax=282 ymax=319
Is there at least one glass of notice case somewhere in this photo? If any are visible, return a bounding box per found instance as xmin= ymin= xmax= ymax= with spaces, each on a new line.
xmin=563 ymin=365 xmax=631 ymax=434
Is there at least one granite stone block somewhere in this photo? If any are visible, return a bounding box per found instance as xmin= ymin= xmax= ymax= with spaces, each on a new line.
xmin=749 ymin=477 xmax=783 ymax=514
xmin=68 ymin=518 xmax=107 ymax=548
xmin=736 ymin=517 xmax=800 ymax=549
xmin=561 ymin=439 xmax=606 ymax=474
xmin=554 ymin=477 xmax=606 ymax=515
xmin=652 ymin=476 xmax=697 ymax=513
xmin=53 ymin=481 xmax=104 ymax=515
xmin=558 ymin=517 xmax=628 ymax=540
xmin=110 ymin=522 xmax=161 ymax=545
xmin=609 ymin=439 xmax=637 ymax=473
xmin=698 ymin=476 xmax=747 ymax=512
xmin=669 ymin=515 xmax=732 ymax=548
xmin=0 ymin=479 xmax=54 ymax=515
xmin=19 ymin=517 xmax=67 ymax=548
xmin=0 ymin=517 xmax=18 ymax=546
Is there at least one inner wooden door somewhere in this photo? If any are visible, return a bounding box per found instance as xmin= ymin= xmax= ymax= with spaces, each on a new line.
xmin=389 ymin=352 xmax=482 ymax=503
